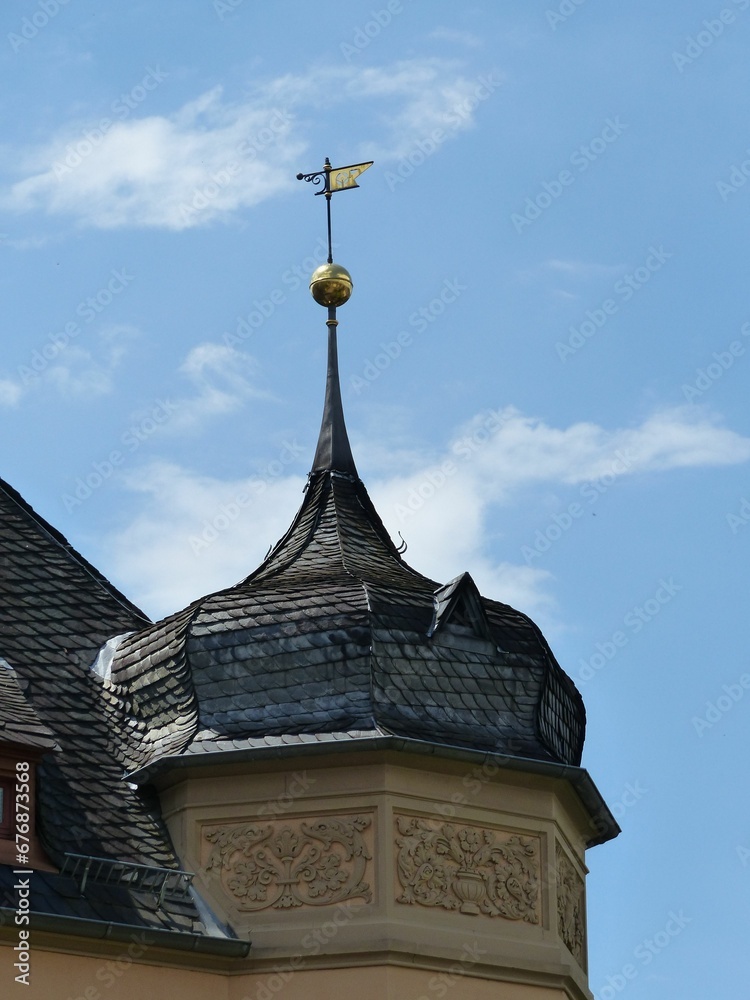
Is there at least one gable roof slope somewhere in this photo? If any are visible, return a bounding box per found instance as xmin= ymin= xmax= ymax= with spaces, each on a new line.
xmin=0 ymin=478 xmax=213 ymax=936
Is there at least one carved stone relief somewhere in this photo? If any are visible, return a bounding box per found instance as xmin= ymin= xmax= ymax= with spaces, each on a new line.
xmin=203 ymin=814 xmax=373 ymax=910
xmin=395 ymin=814 xmax=540 ymax=922
xmin=555 ymin=842 xmax=586 ymax=968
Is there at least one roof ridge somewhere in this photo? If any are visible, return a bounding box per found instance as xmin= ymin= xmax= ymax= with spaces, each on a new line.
xmin=0 ymin=477 xmax=150 ymax=625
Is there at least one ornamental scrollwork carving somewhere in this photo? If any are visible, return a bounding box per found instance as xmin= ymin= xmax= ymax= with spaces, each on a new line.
xmin=394 ymin=814 xmax=540 ymax=922
xmin=203 ymin=815 xmax=372 ymax=910
xmin=556 ymin=843 xmax=586 ymax=968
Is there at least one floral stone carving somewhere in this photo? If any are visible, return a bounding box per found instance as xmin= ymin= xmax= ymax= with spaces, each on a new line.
xmin=203 ymin=815 xmax=373 ymax=910
xmin=395 ymin=814 xmax=540 ymax=922
xmin=556 ymin=843 xmax=586 ymax=968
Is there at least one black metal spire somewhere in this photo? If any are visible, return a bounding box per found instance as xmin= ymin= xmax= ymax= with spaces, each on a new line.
xmin=311 ymin=309 xmax=357 ymax=476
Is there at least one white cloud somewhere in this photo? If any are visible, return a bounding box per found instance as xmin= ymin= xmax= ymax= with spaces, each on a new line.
xmin=2 ymin=333 xmax=267 ymax=425
xmin=167 ymin=342 xmax=271 ymax=432
xmin=0 ymin=379 xmax=22 ymax=407
xmin=2 ymin=324 xmax=136 ymax=405
xmin=104 ymin=461 xmax=306 ymax=618
xmin=437 ymin=405 xmax=750 ymax=494
xmin=0 ymin=232 xmax=54 ymax=251
xmin=429 ymin=27 xmax=483 ymax=48
xmin=44 ymin=346 xmax=116 ymax=397
xmin=349 ymin=61 xmax=493 ymax=157
xmin=100 ymin=405 xmax=750 ymax=623
xmin=263 ymin=59 xmax=493 ymax=152
xmin=545 ymin=258 xmax=626 ymax=279
xmin=369 ymin=405 xmax=750 ymax=616
xmin=2 ymin=60 xmax=498 ymax=230
xmin=369 ymin=469 xmax=556 ymax=618
xmin=4 ymin=86 xmax=301 ymax=230
xmin=44 ymin=325 xmax=135 ymax=398
xmin=516 ymin=258 xmax=627 ymax=291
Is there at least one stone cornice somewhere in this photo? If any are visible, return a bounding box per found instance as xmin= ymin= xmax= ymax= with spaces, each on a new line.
xmin=130 ymin=736 xmax=619 ymax=847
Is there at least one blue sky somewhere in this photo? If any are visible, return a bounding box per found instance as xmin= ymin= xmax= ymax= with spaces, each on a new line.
xmin=2 ymin=1 xmax=749 ymax=995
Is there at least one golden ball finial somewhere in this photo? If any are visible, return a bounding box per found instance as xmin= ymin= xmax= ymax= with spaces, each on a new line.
xmin=309 ymin=263 xmax=353 ymax=308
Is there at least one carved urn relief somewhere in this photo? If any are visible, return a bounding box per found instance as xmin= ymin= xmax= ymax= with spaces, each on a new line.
xmin=394 ymin=814 xmax=541 ymax=923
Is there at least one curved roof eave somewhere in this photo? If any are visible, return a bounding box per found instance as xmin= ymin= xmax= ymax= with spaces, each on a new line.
xmin=126 ymin=731 xmax=619 ymax=847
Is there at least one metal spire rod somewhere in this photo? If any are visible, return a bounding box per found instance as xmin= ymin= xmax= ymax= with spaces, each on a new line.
xmin=324 ymin=160 xmax=333 ymax=263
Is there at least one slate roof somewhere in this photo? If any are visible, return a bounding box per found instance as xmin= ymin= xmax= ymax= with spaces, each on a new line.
xmin=106 ymin=326 xmax=586 ymax=772
xmin=0 ymin=478 xmax=219 ymax=937
xmin=0 ymin=317 xmax=589 ymax=942
xmin=108 ymin=473 xmax=583 ymax=770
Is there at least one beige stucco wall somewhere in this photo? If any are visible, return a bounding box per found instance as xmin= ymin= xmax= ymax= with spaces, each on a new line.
xmin=0 ymin=942 xmax=572 ymax=1000
xmin=157 ymin=750 xmax=592 ymax=998
xmin=0 ymin=941 xmax=219 ymax=1000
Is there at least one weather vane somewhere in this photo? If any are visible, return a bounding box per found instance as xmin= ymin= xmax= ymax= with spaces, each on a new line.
xmin=296 ymin=157 xmax=373 ymax=265
xmin=296 ymin=157 xmax=373 ymax=317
